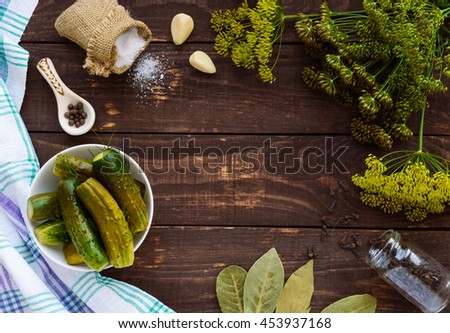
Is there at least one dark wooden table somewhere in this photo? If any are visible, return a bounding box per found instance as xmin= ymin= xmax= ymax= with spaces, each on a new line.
xmin=20 ymin=0 xmax=450 ymax=313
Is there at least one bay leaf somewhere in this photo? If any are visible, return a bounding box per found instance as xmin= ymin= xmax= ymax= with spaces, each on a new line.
xmin=276 ymin=259 xmax=314 ymax=313
xmin=243 ymin=247 xmax=284 ymax=313
xmin=321 ymin=294 xmax=377 ymax=313
xmin=216 ymin=265 xmax=247 ymax=313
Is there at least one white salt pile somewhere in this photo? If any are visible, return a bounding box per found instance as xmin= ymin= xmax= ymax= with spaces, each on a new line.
xmin=114 ymin=27 xmax=147 ymax=69
xmin=129 ymin=53 xmax=173 ymax=102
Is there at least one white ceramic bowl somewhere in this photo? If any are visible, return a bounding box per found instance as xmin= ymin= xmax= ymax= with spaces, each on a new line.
xmin=26 ymin=144 xmax=153 ymax=271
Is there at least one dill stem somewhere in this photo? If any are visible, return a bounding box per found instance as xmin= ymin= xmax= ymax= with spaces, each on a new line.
xmin=283 ymin=14 xmax=298 ymax=21
xmin=418 ymin=106 xmax=425 ymax=153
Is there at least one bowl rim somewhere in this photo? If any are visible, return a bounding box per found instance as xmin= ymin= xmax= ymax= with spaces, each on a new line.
xmin=26 ymin=143 xmax=153 ymax=272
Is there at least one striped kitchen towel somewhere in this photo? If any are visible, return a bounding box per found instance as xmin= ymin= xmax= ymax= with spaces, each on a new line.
xmin=0 ymin=0 xmax=173 ymax=313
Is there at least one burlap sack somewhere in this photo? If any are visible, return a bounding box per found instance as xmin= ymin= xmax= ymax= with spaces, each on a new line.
xmin=55 ymin=0 xmax=152 ymax=77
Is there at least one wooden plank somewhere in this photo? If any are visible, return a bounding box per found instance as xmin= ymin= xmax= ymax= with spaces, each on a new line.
xmin=23 ymin=0 xmax=362 ymax=43
xmin=102 ymin=226 xmax=450 ymax=313
xmin=29 ymin=133 xmax=450 ymax=229
xmin=19 ymin=0 xmax=450 ymax=315
xmin=21 ymin=43 xmax=450 ymax=135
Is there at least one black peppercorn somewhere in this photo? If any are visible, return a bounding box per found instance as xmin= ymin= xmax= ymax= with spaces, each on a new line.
xmin=67 ymin=101 xmax=87 ymax=127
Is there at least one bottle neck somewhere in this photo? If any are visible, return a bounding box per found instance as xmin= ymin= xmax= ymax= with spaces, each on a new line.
xmin=366 ymin=229 xmax=401 ymax=269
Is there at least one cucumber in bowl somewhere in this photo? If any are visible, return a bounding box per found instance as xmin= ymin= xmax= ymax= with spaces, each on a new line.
xmin=92 ymin=148 xmax=149 ymax=234
xmin=25 ymin=144 xmax=153 ymax=272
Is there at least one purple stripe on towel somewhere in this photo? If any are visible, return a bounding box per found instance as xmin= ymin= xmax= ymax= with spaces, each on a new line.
xmin=0 ymin=192 xmax=27 ymax=235
xmin=0 ymin=192 xmax=93 ymax=312
xmin=0 ymin=264 xmax=13 ymax=291
xmin=0 ymin=264 xmax=24 ymax=312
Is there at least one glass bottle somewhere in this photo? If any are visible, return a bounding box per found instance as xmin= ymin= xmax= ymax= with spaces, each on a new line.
xmin=366 ymin=229 xmax=450 ymax=313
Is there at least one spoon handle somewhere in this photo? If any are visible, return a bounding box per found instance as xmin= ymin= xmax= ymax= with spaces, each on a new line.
xmin=36 ymin=58 xmax=67 ymax=98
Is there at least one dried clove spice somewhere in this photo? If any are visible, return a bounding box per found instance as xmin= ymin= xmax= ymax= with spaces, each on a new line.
xmin=369 ymin=234 xmax=445 ymax=291
xmin=319 ymin=183 xmax=361 ymax=243
xmin=345 ymin=213 xmax=359 ymax=221
xmin=351 ymin=233 xmax=363 ymax=247
xmin=328 ymin=199 xmax=336 ymax=213
xmin=307 ymin=246 xmax=316 ymax=259
xmin=329 ymin=186 xmax=336 ymax=197
xmin=321 ymin=216 xmax=330 ymax=227
xmin=338 ymin=179 xmax=350 ymax=192
xmin=367 ymin=230 xmax=450 ymax=312
xmin=320 ymin=225 xmax=329 ymax=242
xmin=333 ymin=214 xmax=356 ymax=228
xmin=338 ymin=232 xmax=362 ymax=258
xmin=333 ymin=216 xmax=345 ymax=228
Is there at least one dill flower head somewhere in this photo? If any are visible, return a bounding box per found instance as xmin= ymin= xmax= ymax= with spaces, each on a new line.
xmin=210 ymin=0 xmax=285 ymax=83
xmin=294 ymin=0 xmax=450 ymax=149
xmin=352 ymin=152 xmax=450 ymax=222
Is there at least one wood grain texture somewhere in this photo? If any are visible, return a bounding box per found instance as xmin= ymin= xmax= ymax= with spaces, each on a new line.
xmin=21 ymin=43 xmax=450 ymax=135
xmin=20 ymin=0 xmax=450 ymax=314
xmin=102 ymin=226 xmax=450 ymax=313
xmin=29 ymin=133 xmax=450 ymax=229
xmin=23 ymin=0 xmax=362 ymax=43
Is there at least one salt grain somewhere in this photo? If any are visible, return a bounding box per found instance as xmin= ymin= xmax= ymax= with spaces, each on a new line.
xmin=129 ymin=53 xmax=174 ymax=102
xmin=114 ymin=27 xmax=147 ymax=69
xmin=132 ymin=54 xmax=163 ymax=88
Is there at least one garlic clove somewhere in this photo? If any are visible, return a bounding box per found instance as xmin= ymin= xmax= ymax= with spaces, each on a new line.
xmin=171 ymin=13 xmax=194 ymax=45
xmin=189 ymin=51 xmax=216 ymax=74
